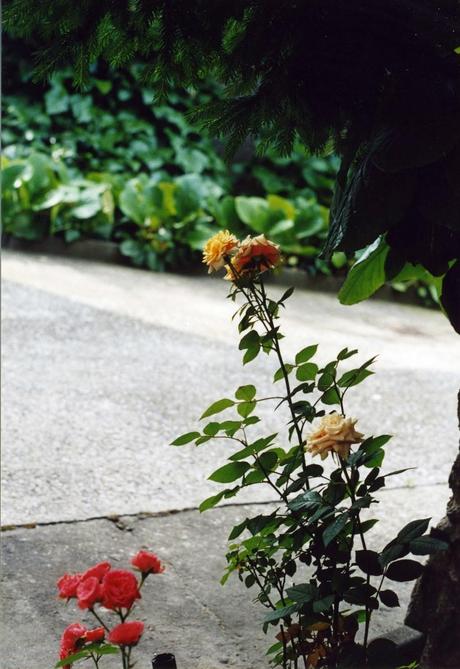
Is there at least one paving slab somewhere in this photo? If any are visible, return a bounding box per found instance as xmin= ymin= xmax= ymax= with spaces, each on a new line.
xmin=0 ymin=485 xmax=450 ymax=669
xmin=2 ymin=251 xmax=459 ymax=525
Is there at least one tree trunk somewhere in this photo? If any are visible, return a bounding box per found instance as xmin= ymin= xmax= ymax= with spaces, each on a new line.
xmin=405 ymin=391 xmax=460 ymax=668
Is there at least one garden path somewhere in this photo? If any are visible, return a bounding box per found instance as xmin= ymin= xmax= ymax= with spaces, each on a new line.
xmin=1 ymin=250 xmax=459 ymax=668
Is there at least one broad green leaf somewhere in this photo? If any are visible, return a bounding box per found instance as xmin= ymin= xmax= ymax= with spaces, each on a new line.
xmin=170 ymin=431 xmax=201 ymax=446
xmin=235 ymin=385 xmax=256 ymax=401
xmin=339 ymin=238 xmax=389 ymax=305
xmin=228 ymin=519 xmax=247 ymax=540
xmin=295 ymin=344 xmax=318 ymax=365
xmin=296 ymin=362 xmax=318 ymax=381
xmin=235 ymin=196 xmax=270 ymax=231
xmin=201 ymin=398 xmax=234 ymax=419
xmin=209 ymin=461 xmax=251 ymax=483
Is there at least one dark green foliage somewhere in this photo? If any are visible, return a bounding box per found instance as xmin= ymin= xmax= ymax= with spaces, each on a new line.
xmin=3 ymin=4 xmax=458 ymax=320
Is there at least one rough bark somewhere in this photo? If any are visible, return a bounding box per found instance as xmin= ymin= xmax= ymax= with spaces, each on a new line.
xmin=405 ymin=391 xmax=460 ymax=668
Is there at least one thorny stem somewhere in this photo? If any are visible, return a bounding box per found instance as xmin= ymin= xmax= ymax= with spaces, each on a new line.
xmin=226 ymin=259 xmax=309 ymax=486
xmin=257 ymin=279 xmax=309 ymax=484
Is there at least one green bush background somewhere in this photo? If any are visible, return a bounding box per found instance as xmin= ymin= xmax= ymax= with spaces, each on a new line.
xmin=2 ymin=38 xmax=438 ymax=305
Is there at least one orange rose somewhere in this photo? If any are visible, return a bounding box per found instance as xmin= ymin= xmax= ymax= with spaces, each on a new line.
xmin=225 ymin=234 xmax=280 ymax=280
xmin=202 ymin=230 xmax=239 ymax=272
xmin=305 ymin=412 xmax=364 ymax=460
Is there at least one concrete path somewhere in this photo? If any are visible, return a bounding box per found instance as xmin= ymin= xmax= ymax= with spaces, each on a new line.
xmin=1 ymin=250 xmax=459 ymax=668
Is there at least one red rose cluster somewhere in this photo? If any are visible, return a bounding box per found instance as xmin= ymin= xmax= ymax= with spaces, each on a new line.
xmin=56 ymin=550 xmax=163 ymax=669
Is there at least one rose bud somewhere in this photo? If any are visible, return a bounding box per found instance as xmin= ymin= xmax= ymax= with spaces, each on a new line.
xmin=131 ymin=550 xmax=164 ymax=576
xmin=108 ymin=621 xmax=144 ymax=647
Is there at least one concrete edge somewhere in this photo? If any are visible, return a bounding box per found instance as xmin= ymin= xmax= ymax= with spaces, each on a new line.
xmin=2 ymin=236 xmax=435 ymax=310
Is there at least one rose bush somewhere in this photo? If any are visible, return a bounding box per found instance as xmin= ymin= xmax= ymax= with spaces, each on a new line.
xmin=55 ymin=550 xmax=163 ymax=669
xmin=172 ymin=232 xmax=450 ymax=669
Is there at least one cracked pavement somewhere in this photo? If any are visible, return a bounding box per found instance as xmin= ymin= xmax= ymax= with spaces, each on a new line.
xmin=1 ymin=250 xmax=459 ymax=667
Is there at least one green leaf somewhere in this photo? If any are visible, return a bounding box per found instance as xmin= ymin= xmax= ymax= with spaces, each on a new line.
xmin=295 ymin=345 xmax=318 ymax=365
xmin=235 ymin=385 xmax=256 ymax=401
xmin=201 ymin=398 xmax=235 ymax=419
xmin=209 ymin=461 xmax=251 ymax=483
xmin=228 ymin=519 xmax=247 ymax=540
xmin=323 ymin=514 xmax=348 ymax=546
xmin=243 ymin=346 xmax=260 ymax=364
xmin=199 ymin=491 xmax=225 ymax=512
xmin=338 ymin=368 xmax=374 ymax=388
xmin=203 ymin=422 xmax=221 ymax=436
xmin=379 ymin=590 xmax=400 ymax=608
xmin=286 ymin=583 xmax=316 ymax=603
xmin=321 ymin=388 xmax=341 ymax=406
xmin=338 ymin=238 xmax=389 ymax=305
xmin=235 ymin=196 xmax=270 ymax=231
xmin=296 ymin=363 xmax=318 ymax=381
xmin=170 ymin=431 xmax=201 ymax=446
xmin=264 ymin=604 xmax=300 ymax=623
xmin=386 ymin=559 xmax=424 ymax=582
xmin=237 ymin=400 xmax=256 ymax=418
xmin=355 ymin=550 xmax=383 ymax=576
xmin=274 ymin=364 xmax=294 ymax=382
xmin=397 ymin=518 xmax=430 ymax=543
xmin=409 ymin=536 xmax=449 ymax=555
xmin=337 ymin=348 xmax=358 ymax=360
xmin=313 ymin=594 xmax=335 ymax=613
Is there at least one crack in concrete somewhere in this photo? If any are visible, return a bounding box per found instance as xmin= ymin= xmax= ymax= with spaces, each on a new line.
xmin=0 ymin=500 xmax=275 ymax=533
xmin=1 ymin=481 xmax=448 ymax=533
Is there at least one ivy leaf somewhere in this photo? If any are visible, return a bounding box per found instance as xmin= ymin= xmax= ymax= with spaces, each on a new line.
xmin=170 ymin=431 xmax=201 ymax=445
xmin=295 ymin=345 xmax=318 ymax=365
xmin=386 ymin=559 xmax=424 ymax=582
xmin=209 ymin=461 xmax=251 ymax=483
xmin=201 ymin=398 xmax=234 ymax=419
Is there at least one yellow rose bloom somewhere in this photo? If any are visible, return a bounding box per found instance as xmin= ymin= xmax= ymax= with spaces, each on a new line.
xmin=202 ymin=230 xmax=239 ymax=273
xmin=224 ymin=234 xmax=281 ymax=280
xmin=305 ymin=412 xmax=364 ymax=460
